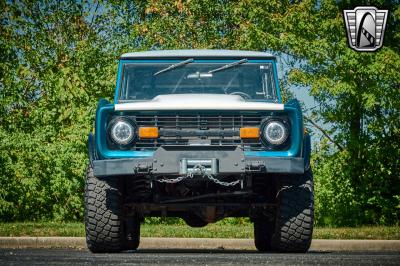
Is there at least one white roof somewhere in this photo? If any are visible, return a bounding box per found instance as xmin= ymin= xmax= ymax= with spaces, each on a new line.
xmin=120 ymin=49 xmax=275 ymax=59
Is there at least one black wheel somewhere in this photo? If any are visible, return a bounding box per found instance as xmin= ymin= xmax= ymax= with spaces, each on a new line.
xmin=84 ymin=166 xmax=140 ymax=252
xmin=254 ymin=169 xmax=314 ymax=253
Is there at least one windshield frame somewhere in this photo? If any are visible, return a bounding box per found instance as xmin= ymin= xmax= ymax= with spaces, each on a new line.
xmin=114 ymin=59 xmax=282 ymax=103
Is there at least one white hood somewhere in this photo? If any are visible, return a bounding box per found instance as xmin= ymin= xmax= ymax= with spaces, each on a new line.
xmin=114 ymin=94 xmax=284 ymax=111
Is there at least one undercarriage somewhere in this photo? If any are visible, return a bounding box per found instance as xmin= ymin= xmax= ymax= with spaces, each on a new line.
xmin=123 ymin=172 xmax=278 ymax=225
xmin=85 ymin=163 xmax=313 ymax=253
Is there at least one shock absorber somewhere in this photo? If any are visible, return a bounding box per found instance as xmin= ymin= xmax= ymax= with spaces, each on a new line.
xmin=252 ymin=173 xmax=278 ymax=204
xmin=125 ymin=175 xmax=152 ymax=203
xmin=252 ymin=174 xmax=268 ymax=196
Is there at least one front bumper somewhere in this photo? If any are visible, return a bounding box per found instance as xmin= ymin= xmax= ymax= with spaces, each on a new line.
xmin=92 ymin=146 xmax=304 ymax=177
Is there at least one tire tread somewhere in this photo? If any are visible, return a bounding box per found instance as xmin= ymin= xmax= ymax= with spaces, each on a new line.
xmin=84 ymin=166 xmax=123 ymax=253
xmin=271 ymin=170 xmax=314 ymax=252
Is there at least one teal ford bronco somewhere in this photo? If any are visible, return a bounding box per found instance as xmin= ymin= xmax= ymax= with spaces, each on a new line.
xmin=85 ymin=50 xmax=313 ymax=253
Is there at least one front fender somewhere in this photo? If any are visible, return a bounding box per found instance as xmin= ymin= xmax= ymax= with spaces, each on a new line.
xmin=245 ymin=99 xmax=304 ymax=158
xmin=303 ymin=133 xmax=311 ymax=171
xmin=88 ymin=133 xmax=97 ymax=167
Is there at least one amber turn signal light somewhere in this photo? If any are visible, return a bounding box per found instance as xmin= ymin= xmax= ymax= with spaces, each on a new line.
xmin=139 ymin=127 xmax=159 ymax=139
xmin=240 ymin=127 xmax=260 ymax=139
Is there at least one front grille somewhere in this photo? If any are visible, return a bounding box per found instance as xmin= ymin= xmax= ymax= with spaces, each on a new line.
xmin=124 ymin=115 xmax=264 ymax=151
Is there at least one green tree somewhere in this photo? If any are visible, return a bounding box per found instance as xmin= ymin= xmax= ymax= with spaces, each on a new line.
xmin=0 ymin=0 xmax=119 ymax=220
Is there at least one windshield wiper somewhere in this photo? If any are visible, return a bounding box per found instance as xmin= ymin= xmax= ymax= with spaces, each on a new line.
xmin=154 ymin=58 xmax=194 ymax=76
xmin=208 ymin=58 xmax=248 ymax=74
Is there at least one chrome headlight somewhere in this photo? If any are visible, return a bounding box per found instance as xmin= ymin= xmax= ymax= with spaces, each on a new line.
xmin=109 ymin=118 xmax=135 ymax=145
xmin=263 ymin=120 xmax=289 ymax=145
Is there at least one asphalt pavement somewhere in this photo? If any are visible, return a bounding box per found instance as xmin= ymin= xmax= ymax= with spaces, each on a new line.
xmin=1 ymin=248 xmax=400 ymax=265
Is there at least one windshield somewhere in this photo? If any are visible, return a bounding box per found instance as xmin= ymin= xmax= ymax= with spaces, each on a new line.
xmin=119 ymin=61 xmax=278 ymax=101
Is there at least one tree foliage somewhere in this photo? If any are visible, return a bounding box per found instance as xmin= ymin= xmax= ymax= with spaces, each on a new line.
xmin=1 ymin=0 xmax=399 ymax=225
xmin=0 ymin=0 xmax=118 ymax=220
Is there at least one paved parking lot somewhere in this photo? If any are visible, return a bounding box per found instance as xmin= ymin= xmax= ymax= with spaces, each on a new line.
xmin=1 ymin=248 xmax=400 ymax=265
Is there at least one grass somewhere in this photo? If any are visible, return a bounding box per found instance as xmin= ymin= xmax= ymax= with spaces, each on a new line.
xmin=0 ymin=222 xmax=399 ymax=239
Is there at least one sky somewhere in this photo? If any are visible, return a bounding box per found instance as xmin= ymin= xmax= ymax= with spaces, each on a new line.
xmin=275 ymin=55 xmax=317 ymax=115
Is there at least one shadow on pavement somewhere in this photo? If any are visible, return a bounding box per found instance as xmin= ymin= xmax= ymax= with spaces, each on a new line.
xmin=126 ymin=249 xmax=330 ymax=254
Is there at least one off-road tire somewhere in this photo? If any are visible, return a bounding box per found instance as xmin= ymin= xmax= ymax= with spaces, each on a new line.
xmin=85 ymin=166 xmax=140 ymax=252
xmin=254 ymin=169 xmax=314 ymax=252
